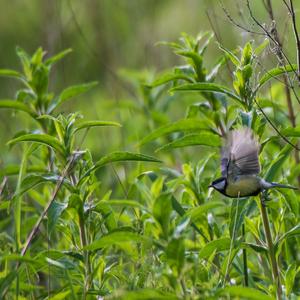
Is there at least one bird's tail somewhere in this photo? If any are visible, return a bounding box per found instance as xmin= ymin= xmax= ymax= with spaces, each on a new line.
xmin=271 ymin=182 xmax=298 ymax=190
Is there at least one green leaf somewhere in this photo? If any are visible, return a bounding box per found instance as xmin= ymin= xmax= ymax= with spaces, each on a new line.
xmin=229 ymin=199 xmax=249 ymax=239
xmin=45 ymin=257 xmax=67 ymax=269
xmin=16 ymin=46 xmax=31 ymax=79
xmin=199 ymin=238 xmax=231 ymax=259
xmin=74 ymin=120 xmax=121 ymax=132
xmin=276 ymin=224 xmax=300 ymax=248
xmin=153 ymin=193 xmax=172 ymax=238
xmin=186 ymin=201 xmax=224 ymax=222
xmin=0 ymin=271 xmax=18 ymax=298
xmin=258 ymin=64 xmax=297 ymax=88
xmin=218 ymin=286 xmax=273 ymax=300
xmin=55 ymin=81 xmax=98 ymax=107
xmin=47 ymin=290 xmax=71 ymax=300
xmin=0 ymin=165 xmax=45 ymax=177
xmin=81 ymin=151 xmax=161 ymax=182
xmin=0 ymin=69 xmax=23 ymax=79
xmin=264 ymin=144 xmax=293 ymax=182
xmin=0 ymin=100 xmax=36 ymax=117
xmin=171 ymin=196 xmax=209 ymax=242
xmin=14 ymin=174 xmax=74 ymax=198
xmin=219 ymin=44 xmax=240 ymax=66
xmin=171 ymin=82 xmax=243 ymax=104
xmin=156 ymin=133 xmax=221 ymax=151
xmin=149 ymin=72 xmax=193 ymax=87
xmin=254 ymin=39 xmax=269 ymax=56
xmin=166 ymin=238 xmax=185 ymax=273
xmin=97 ymin=200 xmax=147 ymax=211
xmin=45 ymin=48 xmax=72 ymax=66
xmin=281 ymin=126 xmax=300 ymax=137
xmin=140 ymin=119 xmax=208 ymax=145
xmin=241 ymin=42 xmax=253 ymax=66
xmin=85 ymin=231 xmax=146 ymax=251
xmin=285 ymin=263 xmax=298 ymax=297
xmin=48 ymin=201 xmax=68 ymax=234
xmin=110 ymin=289 xmax=177 ymax=300
xmin=7 ymin=133 xmax=64 ymax=155
xmin=241 ymin=242 xmax=267 ymax=253
xmin=95 ymin=201 xmax=116 ymax=231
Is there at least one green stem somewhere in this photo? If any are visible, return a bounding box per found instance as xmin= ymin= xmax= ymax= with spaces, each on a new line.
xmin=260 ymin=193 xmax=282 ymax=300
xmin=223 ymin=198 xmax=239 ymax=286
xmin=242 ymin=224 xmax=249 ymax=286
xmin=79 ymin=216 xmax=91 ymax=300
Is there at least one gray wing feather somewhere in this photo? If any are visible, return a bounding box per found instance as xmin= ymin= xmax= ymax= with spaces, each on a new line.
xmin=221 ymin=128 xmax=260 ymax=180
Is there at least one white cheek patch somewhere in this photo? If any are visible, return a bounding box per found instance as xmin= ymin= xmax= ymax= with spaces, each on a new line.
xmin=214 ymin=181 xmax=225 ymax=190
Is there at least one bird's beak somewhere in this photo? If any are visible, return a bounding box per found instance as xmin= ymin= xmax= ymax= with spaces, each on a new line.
xmin=208 ymin=184 xmax=213 ymax=188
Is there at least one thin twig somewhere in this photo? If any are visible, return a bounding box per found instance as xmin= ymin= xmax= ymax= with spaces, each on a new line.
xmin=242 ymin=224 xmax=249 ymax=286
xmin=20 ymin=155 xmax=76 ymax=257
xmin=286 ymin=0 xmax=300 ymax=82
xmin=219 ymin=0 xmax=264 ymax=36
xmin=253 ymin=97 xmax=300 ymax=150
xmin=260 ymin=192 xmax=282 ymax=300
xmin=246 ymin=0 xmax=298 ymax=78
xmin=263 ymin=0 xmax=300 ymax=185
xmin=205 ymin=9 xmax=232 ymax=78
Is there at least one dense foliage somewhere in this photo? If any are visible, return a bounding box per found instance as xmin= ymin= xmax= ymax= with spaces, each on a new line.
xmin=1 ymin=4 xmax=300 ymax=299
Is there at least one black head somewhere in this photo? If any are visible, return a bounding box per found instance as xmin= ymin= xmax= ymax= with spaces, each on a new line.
xmin=209 ymin=177 xmax=227 ymax=193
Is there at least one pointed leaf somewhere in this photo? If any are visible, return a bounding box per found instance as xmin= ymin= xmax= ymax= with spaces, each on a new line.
xmin=74 ymin=120 xmax=121 ymax=132
xmin=171 ymin=196 xmax=209 ymax=242
xmin=219 ymin=286 xmax=273 ymax=300
xmin=276 ymin=224 xmax=300 ymax=249
xmin=80 ymin=152 xmax=161 ymax=183
xmin=0 ymin=100 xmax=36 ymax=117
xmin=93 ymin=151 xmax=161 ymax=171
xmin=85 ymin=230 xmax=146 ymax=250
xmin=97 ymin=200 xmax=147 ymax=211
xmin=55 ymin=81 xmax=98 ymax=107
xmin=171 ymin=83 xmax=243 ymax=104
xmin=48 ymin=201 xmax=68 ymax=233
xmin=156 ymin=133 xmax=221 ymax=151
xmin=264 ymin=144 xmax=293 ymax=182
xmin=199 ymin=238 xmax=231 ymax=259
xmin=0 ymin=69 xmax=23 ymax=79
xmin=140 ymin=119 xmax=208 ymax=145
xmin=7 ymin=134 xmax=64 ymax=155
xmin=281 ymin=126 xmax=300 ymax=137
xmin=258 ymin=64 xmax=297 ymax=88
xmin=148 ymin=72 xmax=193 ymax=87
xmin=219 ymin=44 xmax=240 ymax=66
xmin=45 ymin=48 xmax=72 ymax=66
xmin=14 ymin=173 xmax=74 ymax=198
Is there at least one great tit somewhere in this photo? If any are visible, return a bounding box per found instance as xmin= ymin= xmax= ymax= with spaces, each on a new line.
xmin=209 ymin=128 xmax=298 ymax=198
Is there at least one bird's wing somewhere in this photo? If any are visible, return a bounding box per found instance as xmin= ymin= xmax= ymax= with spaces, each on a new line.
xmin=221 ymin=128 xmax=260 ymax=180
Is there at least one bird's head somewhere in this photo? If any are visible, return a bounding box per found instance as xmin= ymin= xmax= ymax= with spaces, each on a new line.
xmin=209 ymin=177 xmax=227 ymax=193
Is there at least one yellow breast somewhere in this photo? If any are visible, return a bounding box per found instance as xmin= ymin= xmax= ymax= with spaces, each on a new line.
xmin=225 ymin=176 xmax=261 ymax=197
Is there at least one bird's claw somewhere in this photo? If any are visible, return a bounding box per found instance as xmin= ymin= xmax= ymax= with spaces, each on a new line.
xmin=261 ymin=190 xmax=270 ymax=207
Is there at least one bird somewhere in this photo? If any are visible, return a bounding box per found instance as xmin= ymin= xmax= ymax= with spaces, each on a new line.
xmin=209 ymin=127 xmax=298 ymax=198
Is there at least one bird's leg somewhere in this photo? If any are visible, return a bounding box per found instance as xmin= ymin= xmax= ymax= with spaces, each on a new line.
xmin=261 ymin=190 xmax=270 ymax=207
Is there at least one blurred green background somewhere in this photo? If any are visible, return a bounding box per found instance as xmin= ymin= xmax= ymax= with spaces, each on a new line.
xmin=0 ymin=0 xmax=298 ymax=167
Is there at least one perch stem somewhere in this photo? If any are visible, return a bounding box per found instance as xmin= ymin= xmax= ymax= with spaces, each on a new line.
xmin=260 ymin=192 xmax=282 ymax=300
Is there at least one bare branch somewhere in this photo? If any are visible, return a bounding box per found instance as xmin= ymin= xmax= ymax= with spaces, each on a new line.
xmin=219 ymin=0 xmax=264 ymax=35
xmin=287 ymin=0 xmax=300 ymax=81
xmin=246 ymin=0 xmax=298 ymax=78
xmin=254 ymin=98 xmax=300 ymax=151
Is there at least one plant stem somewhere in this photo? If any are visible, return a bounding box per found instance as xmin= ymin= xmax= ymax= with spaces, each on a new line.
xmin=260 ymin=193 xmax=282 ymax=300
xmin=79 ymin=215 xmax=92 ymax=300
xmin=242 ymin=224 xmax=248 ymax=287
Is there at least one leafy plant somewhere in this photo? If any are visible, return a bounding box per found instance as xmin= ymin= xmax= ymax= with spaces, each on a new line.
xmin=0 ymin=29 xmax=300 ymax=299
